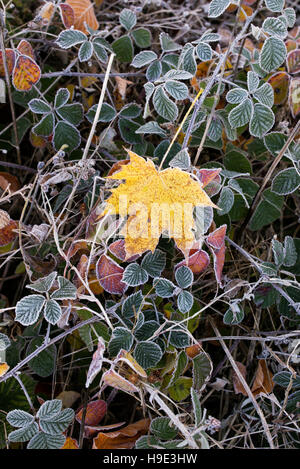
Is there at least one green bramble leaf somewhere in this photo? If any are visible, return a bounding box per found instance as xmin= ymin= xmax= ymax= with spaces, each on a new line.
xmin=228 ymin=98 xmax=253 ymax=128
xmin=131 ymin=28 xmax=152 ymax=48
xmin=264 ymin=0 xmax=284 ymax=12
xmin=259 ymin=37 xmax=287 ymax=73
xmin=112 ymin=35 xmax=134 ymax=63
xmin=209 ymin=0 xmax=231 ymax=18
xmin=134 ymin=341 xmax=162 ymax=369
xmin=119 ymin=8 xmax=136 ymax=31
xmin=249 ymin=103 xmax=275 ymax=138
xmin=56 ymin=29 xmax=87 ymax=49
xmin=271 ymin=168 xmax=300 ymax=195
xmin=153 ymin=85 xmax=178 ymax=122
xmin=15 ymin=295 xmax=45 ymax=326
xmin=131 ymin=51 xmax=157 ymax=68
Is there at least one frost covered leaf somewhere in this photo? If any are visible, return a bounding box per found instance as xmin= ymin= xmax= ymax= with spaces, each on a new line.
xmin=96 ymin=254 xmax=127 ymax=295
xmin=122 ymin=291 xmax=143 ymax=319
xmin=286 ymin=50 xmax=300 ymax=75
xmin=159 ymin=32 xmax=181 ymax=52
xmin=108 ymin=327 xmax=134 ymax=357
xmin=283 ymin=236 xmax=297 ymax=267
xmin=12 ymin=55 xmax=41 ymax=92
xmin=217 ymin=187 xmax=234 ymax=215
xmin=37 ymin=399 xmax=62 ymax=420
xmin=131 ymin=28 xmax=152 ymax=48
xmin=78 ymin=41 xmax=93 ymax=62
xmin=15 ymin=295 xmax=45 ymax=326
xmin=119 ymin=8 xmax=136 ymax=31
xmin=196 ymin=42 xmax=213 ymax=61
xmin=164 ymin=80 xmax=189 ymax=100
xmin=39 ymin=408 xmax=74 ymax=435
xmin=247 ymin=71 xmax=260 ymax=93
xmin=208 ymin=0 xmax=230 ymax=17
xmin=44 ymin=299 xmax=62 ymax=325
xmin=150 ymin=417 xmax=178 ymax=440
xmin=175 ymin=265 xmax=193 ymax=289
xmin=249 ymin=103 xmax=275 ymax=138
xmin=56 ymin=29 xmax=87 ymax=49
xmin=153 ymin=85 xmax=178 ymax=121
xmin=169 ymin=149 xmax=191 ymax=170
xmin=253 ymin=83 xmax=274 ymax=108
xmin=27 ymin=432 xmax=66 ymax=449
xmin=27 ymin=272 xmax=57 ymax=293
xmin=102 ymin=369 xmax=139 ymax=393
xmin=131 ymin=51 xmax=157 ymax=68
xmin=51 ymin=276 xmax=77 ymax=300
xmin=262 ymin=17 xmax=287 ymax=39
xmin=136 ymin=121 xmax=167 ymax=137
xmin=289 ymin=78 xmax=300 ymax=118
xmin=154 ymin=277 xmax=176 ymax=298
xmin=53 ymin=121 xmax=81 ymax=153
xmin=6 ymin=410 xmax=34 ymax=428
xmin=103 ymin=151 xmax=217 ymax=257
xmin=271 ymin=168 xmax=300 ymax=195
xmin=228 ymin=98 xmax=253 ymax=128
xmin=259 ymin=37 xmax=287 ymax=73
xmin=86 ymin=337 xmax=105 ymax=388
xmin=134 ymin=342 xmax=162 ymax=369
xmin=29 ymin=99 xmax=51 ymax=114
xmin=264 ymin=0 xmax=284 ymax=12
xmin=8 ymin=422 xmax=39 ymax=443
xmin=141 ymin=249 xmax=166 ymax=277
xmin=177 ymin=290 xmax=193 ymax=313
xmin=226 ymin=88 xmax=248 ymax=104
xmin=123 ymin=263 xmax=148 ymax=287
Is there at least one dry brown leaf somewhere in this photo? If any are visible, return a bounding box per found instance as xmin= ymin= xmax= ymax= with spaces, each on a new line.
xmin=115 ymin=76 xmax=133 ymax=101
xmin=251 ymin=359 xmax=274 ymax=396
xmin=232 ymin=361 xmax=248 ymax=396
xmin=92 ymin=419 xmax=150 ymax=449
xmin=0 ymin=172 xmax=20 ymax=193
xmin=65 ymin=0 xmax=99 ymax=34
xmin=61 ymin=437 xmax=79 ymax=449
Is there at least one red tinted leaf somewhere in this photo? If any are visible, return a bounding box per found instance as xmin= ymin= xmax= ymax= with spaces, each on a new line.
xmin=59 ymin=3 xmax=75 ymax=28
xmin=108 ymin=239 xmax=140 ymax=263
xmin=197 ymin=168 xmax=222 ymax=188
xmin=206 ymin=224 xmax=227 ymax=250
xmin=17 ymin=40 xmax=35 ymax=60
xmin=96 ymin=254 xmax=127 ymax=295
xmin=0 ymin=49 xmax=15 ymax=76
xmin=176 ymin=249 xmax=210 ymax=275
xmin=12 ymin=55 xmax=41 ymax=91
xmin=212 ymin=242 xmax=225 ymax=285
xmin=76 ymin=400 xmax=107 ymax=426
xmin=0 ymin=172 xmax=20 ymax=192
xmin=285 ymin=39 xmax=297 ymax=53
xmin=287 ymin=49 xmax=300 ymax=75
xmin=268 ymin=72 xmax=290 ymax=105
xmin=0 ymin=219 xmax=18 ymax=246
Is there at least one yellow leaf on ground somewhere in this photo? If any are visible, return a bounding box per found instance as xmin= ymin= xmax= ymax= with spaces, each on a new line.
xmin=103 ymin=150 xmax=217 ymax=258
xmin=0 ymin=362 xmax=9 ymax=377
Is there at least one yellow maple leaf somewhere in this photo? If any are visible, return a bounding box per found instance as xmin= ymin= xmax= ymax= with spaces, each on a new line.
xmin=103 ymin=150 xmax=217 ymax=258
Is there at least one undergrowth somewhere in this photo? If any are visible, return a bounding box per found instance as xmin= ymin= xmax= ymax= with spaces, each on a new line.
xmin=0 ymin=0 xmax=299 ymax=450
